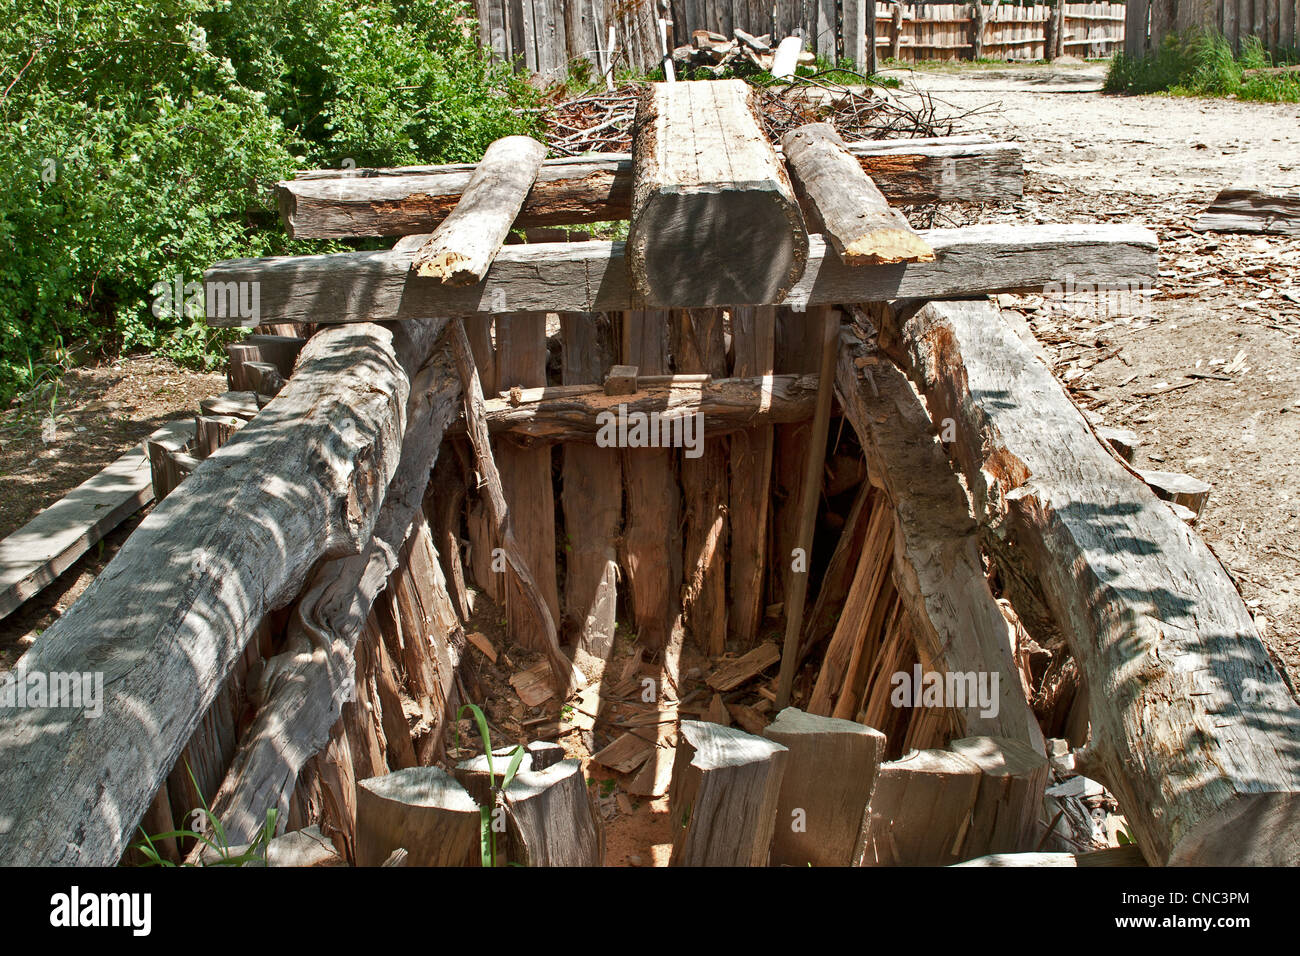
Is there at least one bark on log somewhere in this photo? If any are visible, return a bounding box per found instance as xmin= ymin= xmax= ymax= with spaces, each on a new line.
xmin=276 ymin=140 xmax=1020 ymax=239
xmin=0 ymin=321 xmax=443 ymax=866
xmin=560 ymin=313 xmax=622 ymax=658
xmin=628 ymin=80 xmax=808 ymax=307
xmin=672 ymin=308 xmax=729 ymax=657
xmin=762 ymin=707 xmax=886 ymax=867
xmin=355 ymin=768 xmax=482 ymax=866
xmin=204 ymin=225 xmax=1157 ymax=325
xmin=860 ymin=749 xmax=983 ymax=866
xmin=727 ymin=305 xmax=776 ymax=648
xmin=835 ymin=323 xmax=1043 ymax=749
xmin=882 ymin=298 xmax=1300 ymax=866
xmin=781 ymin=123 xmax=934 ymax=265
xmin=669 ymin=721 xmax=789 ymax=866
xmin=412 ymin=136 xmax=547 ymax=284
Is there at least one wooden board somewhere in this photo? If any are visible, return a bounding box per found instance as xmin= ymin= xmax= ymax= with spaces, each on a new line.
xmin=0 ymin=420 xmax=193 ymax=619
xmin=1192 ymin=187 xmax=1300 ymax=235
xmin=204 ymin=225 xmax=1157 ymax=325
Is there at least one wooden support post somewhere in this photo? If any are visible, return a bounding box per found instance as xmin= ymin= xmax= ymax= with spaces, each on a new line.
xmin=672 ymin=308 xmax=729 ymax=657
xmin=970 ymin=1 xmax=985 ymax=59
xmin=950 ymin=735 xmax=1050 ymax=857
xmin=463 ymin=315 xmax=500 ymax=604
xmin=773 ymin=306 xmax=840 ymax=712
xmin=494 ymin=314 xmax=561 ymax=653
xmin=669 ymin=721 xmax=789 ymax=866
xmin=412 ymin=136 xmax=547 ymax=284
xmin=762 ymin=707 xmax=886 ymax=867
xmin=193 ymin=414 xmax=243 ymax=459
xmin=727 ymin=305 xmax=776 ymax=648
xmin=498 ymin=760 xmax=606 ymax=866
xmin=449 ymin=319 xmax=579 ymax=696
xmin=629 ymin=80 xmax=808 ymax=307
xmin=560 ymin=312 xmax=621 ymax=658
xmin=619 ymin=310 xmax=681 ymax=651
xmin=355 ymin=768 xmax=482 ymax=866
xmin=781 ymin=123 xmax=935 ymax=265
xmin=860 ymin=749 xmax=983 ymax=866
xmin=890 ymin=2 xmax=904 ymax=60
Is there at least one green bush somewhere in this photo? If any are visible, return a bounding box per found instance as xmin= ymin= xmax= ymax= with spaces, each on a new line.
xmin=1105 ymin=29 xmax=1300 ymax=102
xmin=0 ymin=0 xmax=541 ymax=400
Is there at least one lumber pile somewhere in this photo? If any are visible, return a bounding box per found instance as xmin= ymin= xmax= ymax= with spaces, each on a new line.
xmin=670 ymin=29 xmax=815 ymax=74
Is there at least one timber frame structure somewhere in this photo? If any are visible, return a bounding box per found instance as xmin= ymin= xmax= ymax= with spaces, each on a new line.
xmin=2 ymin=79 xmax=1298 ymax=869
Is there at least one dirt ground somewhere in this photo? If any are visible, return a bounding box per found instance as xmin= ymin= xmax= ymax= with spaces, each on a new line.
xmin=3 ymin=64 xmax=1299 ymax=862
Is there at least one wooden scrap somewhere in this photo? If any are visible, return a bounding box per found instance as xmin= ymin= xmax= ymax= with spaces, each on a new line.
xmin=707 ymin=641 xmax=781 ymax=692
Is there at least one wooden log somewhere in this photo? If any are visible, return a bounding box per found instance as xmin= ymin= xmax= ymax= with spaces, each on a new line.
xmin=762 ymin=707 xmax=886 ymax=867
xmin=1136 ymin=468 xmax=1211 ymax=517
xmin=146 ymin=424 xmax=193 ymax=501
xmin=798 ymin=478 xmax=873 ymax=663
xmin=277 ymin=139 xmax=1021 ymax=239
xmin=949 ymin=735 xmax=1050 ymax=858
xmin=835 ymin=323 xmax=1044 ymax=748
xmin=672 ymin=308 xmax=729 ymax=656
xmin=243 ymin=333 xmax=307 ymax=378
xmin=458 ymin=372 xmax=818 ymax=440
xmin=0 ymin=420 xmax=192 ymax=620
xmin=208 ymin=321 xmax=463 ymax=845
xmin=427 ymin=453 xmax=472 ymax=621
xmin=193 ymin=414 xmax=243 ymax=459
xmin=1193 ymin=188 xmax=1300 ymax=235
xmin=668 ymin=720 xmax=789 ymax=866
xmin=200 ymin=391 xmax=259 ymax=420
xmin=957 ymin=844 xmax=1147 ymax=867
xmin=496 ymin=759 xmax=605 ymax=866
xmin=0 ymin=321 xmax=448 ymax=865
xmin=619 ymin=310 xmax=681 ymax=651
xmin=242 ymin=361 xmax=285 ymax=398
xmin=449 ymin=320 xmax=581 ymax=695
xmin=781 ymin=123 xmax=934 ymax=265
xmin=494 ymin=314 xmax=561 ymax=652
xmin=860 ymin=749 xmax=983 ymax=866
xmin=883 ymin=298 xmax=1300 ymax=866
xmin=227 ymin=342 xmax=260 ymax=391
xmin=412 ymin=136 xmax=547 ymax=284
xmin=462 ymin=315 xmax=499 ymax=604
xmin=771 ymin=34 xmax=802 ymax=77
xmin=355 ymin=768 xmax=482 ymax=866
xmin=628 ymin=80 xmax=808 ymax=307
xmin=560 ymin=312 xmax=621 ymax=658
xmin=970 ymin=1 xmax=985 ymax=59
xmin=205 ymin=225 xmax=1155 ymax=325
xmin=727 ymin=305 xmax=776 ymax=648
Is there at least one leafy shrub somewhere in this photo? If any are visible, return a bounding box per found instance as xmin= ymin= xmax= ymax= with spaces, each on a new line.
xmin=0 ymin=0 xmax=541 ymax=400
xmin=1105 ymin=29 xmax=1300 ymax=102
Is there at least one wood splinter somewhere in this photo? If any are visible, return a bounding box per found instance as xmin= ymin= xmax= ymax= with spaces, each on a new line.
xmin=412 ymin=135 xmax=547 ymax=285
xmin=781 ymin=122 xmax=936 ymax=266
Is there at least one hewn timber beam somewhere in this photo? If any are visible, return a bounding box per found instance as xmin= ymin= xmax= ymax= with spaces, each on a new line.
xmin=0 ymin=320 xmax=447 ymax=866
xmin=276 ymin=138 xmax=1023 ymax=239
xmin=835 ymin=324 xmax=1044 ymax=751
xmin=204 ymin=224 xmax=1157 ymax=326
xmin=881 ymin=298 xmax=1300 ymax=867
xmin=447 ymin=373 xmax=818 ymax=441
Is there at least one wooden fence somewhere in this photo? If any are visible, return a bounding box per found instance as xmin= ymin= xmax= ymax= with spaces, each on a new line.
xmin=1127 ymin=0 xmax=1299 ymax=57
xmin=470 ymin=0 xmax=1126 ymax=77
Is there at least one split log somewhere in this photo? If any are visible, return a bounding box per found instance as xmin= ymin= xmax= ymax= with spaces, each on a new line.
xmin=949 ymin=735 xmax=1050 ymax=858
xmin=355 ymin=768 xmax=482 ymax=866
xmin=193 ymin=414 xmax=243 ymax=459
xmin=227 ymin=342 xmax=259 ymax=391
xmin=0 ymin=321 xmax=449 ymax=865
xmin=204 ymin=225 xmax=1156 ymax=325
xmin=449 ymin=320 xmax=580 ymax=695
xmin=453 ymin=747 xmax=533 ymax=806
xmin=672 ymin=308 xmax=729 ymax=656
xmin=560 ymin=312 xmax=621 ymax=658
xmin=1135 ymin=468 xmax=1211 ymax=517
xmin=771 ymin=35 xmax=803 ymax=78
xmin=200 ymin=391 xmax=259 ymax=420
xmin=628 ymin=80 xmax=808 ymax=307
xmin=762 ymin=708 xmax=886 ymax=867
xmin=243 ymin=361 xmax=285 ymax=399
xmin=859 ymin=749 xmax=983 ymax=866
xmin=463 ymin=315 xmax=499 ymax=603
xmin=427 ymin=453 xmax=472 ymax=621
xmin=708 ymin=641 xmax=781 ymax=692
xmin=494 ymin=760 xmax=605 ymax=867
xmin=494 ymin=314 xmax=560 ymax=652
xmin=798 ymin=478 xmax=873 ymax=663
xmin=882 ymin=298 xmax=1300 ymax=866
xmin=835 ymin=323 xmax=1044 ymax=748
xmin=619 ymin=310 xmax=681 ymax=651
xmin=412 ymin=136 xmax=547 ymax=284
xmin=668 ymin=721 xmax=789 ymax=866
xmin=208 ymin=320 xmax=462 ymax=845
xmin=277 ymin=140 xmax=1020 ymax=239
xmin=727 ymin=305 xmax=776 ymax=647
xmin=243 ymin=333 xmax=307 ymax=378
xmin=781 ymin=123 xmax=934 ymax=265
xmin=455 ymin=372 xmax=819 ymax=440
xmin=0 ymin=420 xmax=192 ymax=620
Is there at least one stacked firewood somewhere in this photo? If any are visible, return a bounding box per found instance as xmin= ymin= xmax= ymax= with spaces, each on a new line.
xmin=671 ymin=29 xmax=812 ymax=75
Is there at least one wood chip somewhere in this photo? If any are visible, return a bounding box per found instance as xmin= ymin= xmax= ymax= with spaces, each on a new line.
xmin=510 ymin=661 xmax=555 ymax=708
xmin=466 ymin=631 xmax=497 ymax=664
xmin=707 ymin=641 xmax=781 ymax=692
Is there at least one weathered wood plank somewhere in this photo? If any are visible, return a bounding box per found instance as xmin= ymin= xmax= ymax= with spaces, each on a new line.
xmin=412 ymin=136 xmax=547 ymax=284
xmin=883 ymin=298 xmax=1300 ymax=866
xmin=629 ymin=81 xmax=808 ymax=307
xmin=1192 ymin=187 xmax=1300 ymax=235
xmin=205 ymin=224 xmax=1157 ymax=325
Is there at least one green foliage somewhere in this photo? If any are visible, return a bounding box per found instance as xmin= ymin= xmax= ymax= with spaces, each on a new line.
xmin=0 ymin=0 xmax=541 ymax=400
xmin=133 ymin=761 xmax=278 ymax=866
xmin=1105 ymin=29 xmax=1300 ymax=102
xmin=455 ymin=702 xmax=526 ymax=867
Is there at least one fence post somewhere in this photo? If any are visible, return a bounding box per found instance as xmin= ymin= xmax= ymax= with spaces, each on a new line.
xmin=890 ymin=1 xmax=904 ymax=59
xmin=970 ymin=2 xmax=985 ymax=60
xmin=867 ymin=0 xmax=878 ymax=72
